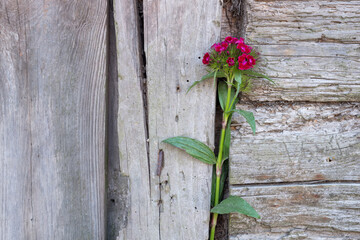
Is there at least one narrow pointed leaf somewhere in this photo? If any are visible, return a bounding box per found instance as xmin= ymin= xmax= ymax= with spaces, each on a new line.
xmin=242 ymin=70 xmax=275 ymax=84
xmin=187 ymin=71 xmax=214 ymax=93
xmin=222 ymin=115 xmax=232 ymax=161
xmin=216 ymin=71 xmax=226 ymax=78
xmin=163 ymin=136 xmax=216 ymax=164
xmin=228 ymin=79 xmax=241 ymax=111
xmin=218 ymin=81 xmax=228 ymax=111
xmin=210 ymin=159 xmax=229 ymax=207
xmin=218 ymin=81 xmax=237 ymax=111
xmin=187 ymin=71 xmax=227 ymax=93
xmin=233 ymin=69 xmax=242 ymax=85
xmin=213 ymin=70 xmax=218 ymax=87
xmin=233 ymin=109 xmax=256 ymax=135
xmin=211 ymin=195 xmax=260 ymax=219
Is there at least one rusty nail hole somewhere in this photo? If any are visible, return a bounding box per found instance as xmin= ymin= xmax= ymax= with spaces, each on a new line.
xmin=176 ymin=85 xmax=180 ymax=91
xmin=175 ymin=115 xmax=179 ymax=122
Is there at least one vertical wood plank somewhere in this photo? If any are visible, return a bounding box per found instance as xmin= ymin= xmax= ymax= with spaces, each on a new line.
xmin=112 ymin=0 xmax=155 ymax=238
xmin=0 ymin=1 xmax=107 ymax=239
xmin=144 ymin=0 xmax=222 ymax=239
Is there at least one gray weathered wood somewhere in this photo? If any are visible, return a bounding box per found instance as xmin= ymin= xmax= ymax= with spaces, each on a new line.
xmin=144 ymin=0 xmax=222 ymax=239
xmin=222 ymin=0 xmax=360 ymax=102
xmin=229 ymin=184 xmax=360 ymax=239
xmin=112 ymin=0 xmax=154 ymax=239
xmin=0 ymin=1 xmax=107 ymax=239
xmin=230 ymin=102 xmax=360 ymax=184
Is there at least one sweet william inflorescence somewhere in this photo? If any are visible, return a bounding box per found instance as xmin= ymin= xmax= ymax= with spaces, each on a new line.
xmin=202 ymin=36 xmax=257 ymax=71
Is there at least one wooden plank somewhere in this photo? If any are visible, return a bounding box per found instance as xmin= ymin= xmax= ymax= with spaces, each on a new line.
xmin=221 ymin=0 xmax=360 ymax=101
xmin=229 ymin=102 xmax=360 ymax=185
xmin=144 ymin=0 xmax=222 ymax=239
xmin=0 ymin=1 xmax=107 ymax=239
xmin=229 ymin=184 xmax=360 ymax=239
xmin=112 ymin=0 xmax=155 ymax=239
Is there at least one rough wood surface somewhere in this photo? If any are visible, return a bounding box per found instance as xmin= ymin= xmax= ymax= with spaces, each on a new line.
xmin=0 ymin=1 xmax=107 ymax=239
xmin=112 ymin=0 xmax=153 ymax=239
xmin=223 ymin=0 xmax=360 ymax=102
xmin=229 ymin=184 xmax=360 ymax=239
xmin=229 ymin=102 xmax=360 ymax=238
xmin=230 ymin=102 xmax=360 ymax=184
xmin=144 ymin=0 xmax=222 ymax=239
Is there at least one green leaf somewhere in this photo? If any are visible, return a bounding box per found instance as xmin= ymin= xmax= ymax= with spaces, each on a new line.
xmin=216 ymin=71 xmax=226 ymax=78
xmin=210 ymin=159 xmax=229 ymax=207
xmin=233 ymin=69 xmax=242 ymax=85
xmin=232 ymin=109 xmax=256 ymax=135
xmin=218 ymin=81 xmax=237 ymax=111
xmin=162 ymin=136 xmax=216 ymax=164
xmin=222 ymin=115 xmax=232 ymax=161
xmin=213 ymin=70 xmax=218 ymax=88
xmin=242 ymin=70 xmax=275 ymax=84
xmin=187 ymin=71 xmax=227 ymax=94
xmin=187 ymin=71 xmax=214 ymax=94
xmin=218 ymin=81 xmax=228 ymax=111
xmin=211 ymin=195 xmax=261 ymax=219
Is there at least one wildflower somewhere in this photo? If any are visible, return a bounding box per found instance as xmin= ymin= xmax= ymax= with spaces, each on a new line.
xmin=202 ymin=52 xmax=211 ymax=65
xmin=226 ymin=57 xmax=235 ymax=67
xmin=238 ymin=54 xmax=256 ymax=70
xmin=237 ymin=43 xmax=252 ymax=54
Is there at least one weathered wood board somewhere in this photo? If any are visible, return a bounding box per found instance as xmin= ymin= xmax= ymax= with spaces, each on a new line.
xmin=229 ymin=184 xmax=360 ymax=239
xmin=112 ymin=0 xmax=154 ymax=239
xmin=229 ymin=102 xmax=360 ymax=238
xmin=144 ymin=0 xmax=222 ymax=239
xmin=230 ymin=102 xmax=360 ymax=184
xmin=222 ymin=0 xmax=360 ymax=102
xmin=0 ymin=1 xmax=107 ymax=239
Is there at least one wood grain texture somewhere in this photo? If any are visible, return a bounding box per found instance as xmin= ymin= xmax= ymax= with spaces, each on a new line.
xmin=112 ymin=0 xmax=155 ymax=239
xmin=228 ymin=102 xmax=360 ymax=238
xmin=229 ymin=184 xmax=360 ymax=239
xmin=0 ymin=1 xmax=107 ymax=239
xmin=222 ymin=0 xmax=360 ymax=102
xmin=230 ymin=102 xmax=360 ymax=184
xmin=144 ymin=0 xmax=222 ymax=239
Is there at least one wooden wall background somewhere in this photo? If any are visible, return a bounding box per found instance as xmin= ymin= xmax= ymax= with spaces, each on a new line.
xmin=0 ymin=0 xmax=359 ymax=239
xmin=222 ymin=0 xmax=360 ymax=239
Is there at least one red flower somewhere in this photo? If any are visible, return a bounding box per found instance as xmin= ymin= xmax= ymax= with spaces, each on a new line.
xmin=235 ymin=38 xmax=245 ymax=44
xmin=230 ymin=37 xmax=238 ymax=44
xmin=214 ymin=44 xmax=222 ymax=52
xmin=225 ymin=36 xmax=239 ymax=44
xmin=237 ymin=43 xmax=252 ymax=54
xmin=226 ymin=57 xmax=235 ymax=67
xmin=225 ymin=36 xmax=233 ymax=43
xmin=202 ymin=52 xmax=211 ymax=65
xmin=221 ymin=42 xmax=229 ymax=50
xmin=238 ymin=54 xmax=256 ymax=70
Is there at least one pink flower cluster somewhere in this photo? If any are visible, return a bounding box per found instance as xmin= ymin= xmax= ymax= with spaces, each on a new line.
xmin=202 ymin=36 xmax=256 ymax=71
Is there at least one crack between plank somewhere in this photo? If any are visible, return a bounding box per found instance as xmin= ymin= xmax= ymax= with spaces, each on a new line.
xmin=135 ymin=0 xmax=151 ymax=193
xmin=231 ymin=180 xmax=360 ymax=188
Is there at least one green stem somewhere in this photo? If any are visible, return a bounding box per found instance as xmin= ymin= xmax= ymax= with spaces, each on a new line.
xmin=210 ymin=82 xmax=232 ymax=240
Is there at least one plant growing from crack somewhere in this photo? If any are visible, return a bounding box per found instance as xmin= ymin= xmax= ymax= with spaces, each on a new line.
xmin=163 ymin=36 xmax=274 ymax=240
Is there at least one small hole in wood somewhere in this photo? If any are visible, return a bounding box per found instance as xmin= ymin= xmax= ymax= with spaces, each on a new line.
xmin=186 ymin=79 xmax=189 ymax=82
xmin=176 ymin=85 xmax=180 ymax=91
xmin=110 ymin=199 xmax=115 ymax=203
xmin=175 ymin=115 xmax=179 ymax=122
xmin=198 ymin=56 xmax=201 ymax=59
